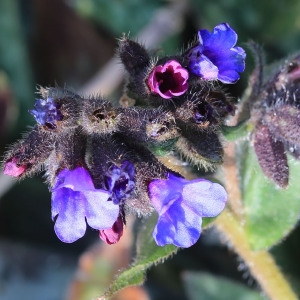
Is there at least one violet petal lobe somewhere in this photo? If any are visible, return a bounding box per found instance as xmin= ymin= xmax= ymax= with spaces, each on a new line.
xmin=52 ymin=188 xmax=87 ymax=243
xmin=149 ymin=173 xmax=227 ymax=247
xmin=52 ymin=167 xmax=119 ymax=243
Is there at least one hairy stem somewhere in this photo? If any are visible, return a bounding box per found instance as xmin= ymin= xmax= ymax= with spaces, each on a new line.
xmin=215 ymin=209 xmax=297 ymax=300
xmin=223 ymin=141 xmax=244 ymax=220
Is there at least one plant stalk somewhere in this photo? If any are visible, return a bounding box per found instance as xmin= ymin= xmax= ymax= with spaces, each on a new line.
xmin=215 ymin=209 xmax=297 ymax=300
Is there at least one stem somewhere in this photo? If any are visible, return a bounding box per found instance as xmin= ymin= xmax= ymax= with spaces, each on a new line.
xmin=223 ymin=142 xmax=244 ymax=221
xmin=215 ymin=209 xmax=297 ymax=300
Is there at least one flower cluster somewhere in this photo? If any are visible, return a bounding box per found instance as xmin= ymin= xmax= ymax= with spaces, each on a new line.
xmin=2 ymin=22 xmax=244 ymax=247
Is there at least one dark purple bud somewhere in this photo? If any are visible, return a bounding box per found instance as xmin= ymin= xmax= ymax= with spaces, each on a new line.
xmin=99 ymin=215 xmax=124 ymax=245
xmin=29 ymin=98 xmax=63 ymax=130
xmin=254 ymin=124 xmax=289 ymax=188
xmin=105 ymin=161 xmax=135 ymax=204
xmin=147 ymin=60 xmax=189 ymax=99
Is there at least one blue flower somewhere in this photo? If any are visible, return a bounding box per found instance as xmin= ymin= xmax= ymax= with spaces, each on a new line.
xmin=188 ymin=23 xmax=246 ymax=84
xmin=105 ymin=161 xmax=135 ymax=204
xmin=148 ymin=173 xmax=227 ymax=247
xmin=29 ymin=98 xmax=63 ymax=129
xmin=51 ymin=167 xmax=119 ymax=243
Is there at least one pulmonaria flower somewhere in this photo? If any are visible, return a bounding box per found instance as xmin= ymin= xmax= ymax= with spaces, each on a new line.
xmin=187 ymin=23 xmax=246 ymax=84
xmin=29 ymin=97 xmax=63 ymax=129
xmin=3 ymin=157 xmax=28 ymax=177
xmin=105 ymin=161 xmax=135 ymax=204
xmin=148 ymin=173 xmax=227 ymax=247
xmin=52 ymin=167 xmax=119 ymax=243
xmin=147 ymin=60 xmax=189 ymax=99
xmin=99 ymin=215 xmax=124 ymax=244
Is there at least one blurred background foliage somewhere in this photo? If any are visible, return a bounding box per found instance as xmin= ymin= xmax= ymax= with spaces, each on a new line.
xmin=1 ymin=0 xmax=300 ymax=299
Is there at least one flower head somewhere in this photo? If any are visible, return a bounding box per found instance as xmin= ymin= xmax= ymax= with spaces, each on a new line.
xmin=29 ymin=98 xmax=63 ymax=129
xmin=52 ymin=167 xmax=119 ymax=243
xmin=147 ymin=60 xmax=189 ymax=99
xmin=148 ymin=173 xmax=227 ymax=247
xmin=3 ymin=157 xmax=28 ymax=177
xmin=99 ymin=215 xmax=124 ymax=245
xmin=188 ymin=23 xmax=246 ymax=84
xmin=105 ymin=161 xmax=135 ymax=204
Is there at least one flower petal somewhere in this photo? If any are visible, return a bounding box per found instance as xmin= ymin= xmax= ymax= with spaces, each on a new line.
xmin=84 ymin=190 xmax=119 ymax=229
xmin=149 ymin=173 xmax=227 ymax=248
xmin=182 ymin=179 xmax=227 ymax=217
xmin=52 ymin=188 xmax=86 ymax=243
xmin=53 ymin=167 xmax=95 ymax=191
xmin=199 ymin=23 xmax=237 ymax=50
xmin=189 ymin=54 xmax=219 ymax=79
xmin=153 ymin=197 xmax=202 ymax=247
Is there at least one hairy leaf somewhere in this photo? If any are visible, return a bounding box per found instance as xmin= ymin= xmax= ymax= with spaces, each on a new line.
xmin=239 ymin=141 xmax=300 ymax=250
xmin=100 ymin=214 xmax=178 ymax=299
xmin=183 ymin=272 xmax=264 ymax=300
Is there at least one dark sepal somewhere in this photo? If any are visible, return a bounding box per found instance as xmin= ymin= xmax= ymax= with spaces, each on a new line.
xmin=264 ymin=105 xmax=300 ymax=149
xmin=117 ymin=107 xmax=179 ymax=143
xmin=118 ymin=38 xmax=150 ymax=77
xmin=175 ymin=122 xmax=224 ymax=171
xmin=46 ymin=127 xmax=87 ymax=184
xmin=253 ymin=124 xmax=289 ymax=188
xmin=81 ymin=95 xmax=120 ymax=135
xmin=2 ymin=125 xmax=55 ymax=179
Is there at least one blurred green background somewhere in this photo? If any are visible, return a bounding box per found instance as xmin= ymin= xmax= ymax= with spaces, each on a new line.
xmin=1 ymin=0 xmax=300 ymax=299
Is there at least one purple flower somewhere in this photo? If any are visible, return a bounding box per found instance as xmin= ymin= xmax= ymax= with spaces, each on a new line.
xmin=52 ymin=167 xmax=119 ymax=243
xmin=148 ymin=173 xmax=227 ymax=247
xmin=188 ymin=23 xmax=246 ymax=84
xmin=29 ymin=98 xmax=63 ymax=129
xmin=105 ymin=161 xmax=135 ymax=204
xmin=147 ymin=60 xmax=189 ymax=99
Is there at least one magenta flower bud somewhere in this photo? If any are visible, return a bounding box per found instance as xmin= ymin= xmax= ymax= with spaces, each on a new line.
xmin=147 ymin=60 xmax=189 ymax=99
xmin=3 ymin=158 xmax=28 ymax=177
xmin=99 ymin=215 xmax=124 ymax=245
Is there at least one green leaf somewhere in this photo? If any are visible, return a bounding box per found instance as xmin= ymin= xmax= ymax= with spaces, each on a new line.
xmin=147 ymin=138 xmax=179 ymax=156
xmin=101 ymin=213 xmax=178 ymax=299
xmin=221 ymin=120 xmax=250 ymax=141
xmin=239 ymin=142 xmax=300 ymax=250
xmin=74 ymin=0 xmax=162 ymax=36
xmin=183 ymin=272 xmax=264 ymax=300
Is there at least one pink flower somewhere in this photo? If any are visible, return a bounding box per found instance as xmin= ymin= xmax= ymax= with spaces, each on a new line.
xmin=147 ymin=60 xmax=189 ymax=99
xmin=3 ymin=158 xmax=28 ymax=177
xmin=99 ymin=215 xmax=124 ymax=245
